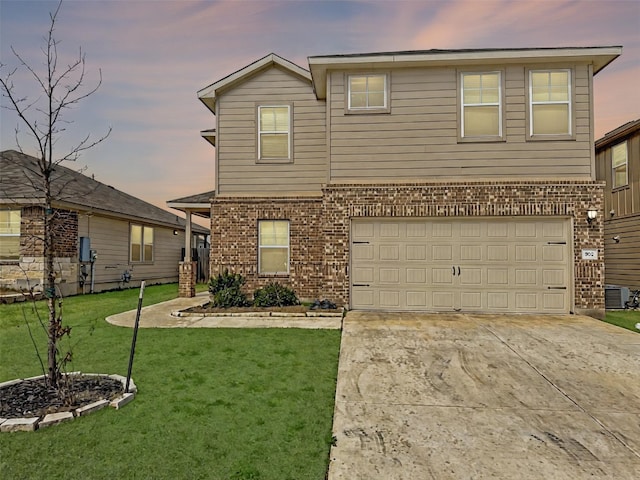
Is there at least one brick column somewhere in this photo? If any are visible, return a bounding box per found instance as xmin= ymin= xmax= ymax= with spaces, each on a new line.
xmin=178 ymin=261 xmax=196 ymax=298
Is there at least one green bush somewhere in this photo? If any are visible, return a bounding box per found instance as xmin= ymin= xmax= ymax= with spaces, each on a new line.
xmin=208 ymin=270 xmax=248 ymax=308
xmin=253 ymin=282 xmax=299 ymax=307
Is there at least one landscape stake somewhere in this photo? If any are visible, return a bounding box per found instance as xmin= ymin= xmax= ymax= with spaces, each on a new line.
xmin=125 ymin=280 xmax=145 ymax=393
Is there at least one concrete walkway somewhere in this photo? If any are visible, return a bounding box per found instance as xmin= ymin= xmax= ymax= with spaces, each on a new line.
xmin=105 ymin=292 xmax=342 ymax=329
xmin=327 ymin=312 xmax=640 ymax=479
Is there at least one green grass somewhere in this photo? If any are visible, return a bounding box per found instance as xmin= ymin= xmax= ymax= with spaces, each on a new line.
xmin=603 ymin=309 xmax=640 ymax=333
xmin=0 ymin=284 xmax=341 ymax=479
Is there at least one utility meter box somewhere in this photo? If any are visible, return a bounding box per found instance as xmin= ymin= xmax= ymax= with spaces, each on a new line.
xmin=79 ymin=237 xmax=91 ymax=262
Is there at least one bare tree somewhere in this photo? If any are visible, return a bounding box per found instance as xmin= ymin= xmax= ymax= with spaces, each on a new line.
xmin=0 ymin=1 xmax=110 ymax=389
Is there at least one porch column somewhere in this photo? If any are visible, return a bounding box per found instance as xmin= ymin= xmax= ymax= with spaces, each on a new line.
xmin=179 ymin=209 xmax=196 ymax=298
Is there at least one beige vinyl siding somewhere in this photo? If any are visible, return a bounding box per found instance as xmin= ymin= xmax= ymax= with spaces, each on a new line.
xmin=603 ymin=214 xmax=640 ymax=289
xmin=329 ymin=64 xmax=593 ymax=181
xmin=78 ymin=214 xmax=183 ymax=292
xmin=216 ymin=66 xmax=326 ymax=194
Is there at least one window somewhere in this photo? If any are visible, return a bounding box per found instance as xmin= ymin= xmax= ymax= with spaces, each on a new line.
xmin=258 ymin=220 xmax=289 ymax=274
xmin=612 ymin=141 xmax=628 ymax=188
xmin=529 ymin=70 xmax=571 ymax=136
xmin=348 ymin=74 xmax=388 ymax=111
xmin=258 ymin=106 xmax=290 ymax=160
xmin=0 ymin=210 xmax=20 ymax=261
xmin=130 ymin=224 xmax=153 ymax=262
xmin=461 ymin=72 xmax=501 ymax=137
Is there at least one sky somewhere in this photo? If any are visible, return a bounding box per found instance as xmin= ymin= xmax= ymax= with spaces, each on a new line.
xmin=1 ymin=0 xmax=639 ymax=226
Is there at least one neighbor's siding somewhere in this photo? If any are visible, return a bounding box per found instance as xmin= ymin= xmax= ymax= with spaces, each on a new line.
xmin=603 ymin=214 xmax=640 ymax=289
xmin=328 ymin=64 xmax=593 ymax=181
xmin=216 ymin=65 xmax=327 ymax=195
xmin=596 ymin=125 xmax=640 ymax=289
xmin=77 ymin=214 xmax=184 ymax=292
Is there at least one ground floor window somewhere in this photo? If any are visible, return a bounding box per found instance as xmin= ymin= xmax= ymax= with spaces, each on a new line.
xmin=258 ymin=220 xmax=289 ymax=274
xmin=0 ymin=209 xmax=21 ymax=261
xmin=130 ymin=224 xmax=154 ymax=262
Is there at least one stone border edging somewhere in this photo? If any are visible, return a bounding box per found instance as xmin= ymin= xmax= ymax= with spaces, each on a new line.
xmin=171 ymin=310 xmax=344 ymax=318
xmin=0 ymin=372 xmax=136 ymax=433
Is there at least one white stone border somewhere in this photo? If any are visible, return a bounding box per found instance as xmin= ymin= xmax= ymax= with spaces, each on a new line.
xmin=0 ymin=372 xmax=135 ymax=432
xmin=172 ymin=309 xmax=345 ymax=318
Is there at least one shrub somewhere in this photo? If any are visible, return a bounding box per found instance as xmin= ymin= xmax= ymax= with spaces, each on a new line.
xmin=253 ymin=282 xmax=299 ymax=307
xmin=208 ymin=270 xmax=248 ymax=308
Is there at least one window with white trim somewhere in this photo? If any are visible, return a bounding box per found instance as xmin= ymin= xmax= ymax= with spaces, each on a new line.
xmin=258 ymin=106 xmax=290 ymax=160
xmin=0 ymin=210 xmax=20 ymax=261
xmin=461 ymin=72 xmax=501 ymax=137
xmin=612 ymin=141 xmax=628 ymax=188
xmin=130 ymin=224 xmax=154 ymax=262
xmin=530 ymin=70 xmax=571 ymax=136
xmin=348 ymin=74 xmax=387 ymax=110
xmin=258 ymin=220 xmax=289 ymax=274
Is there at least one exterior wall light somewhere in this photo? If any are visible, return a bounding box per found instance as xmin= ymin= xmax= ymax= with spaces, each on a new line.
xmin=586 ymin=208 xmax=597 ymax=225
xmin=173 ymin=229 xmax=179 ymax=235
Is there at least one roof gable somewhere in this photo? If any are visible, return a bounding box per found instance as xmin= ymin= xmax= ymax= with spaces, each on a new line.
xmin=198 ymin=53 xmax=311 ymax=113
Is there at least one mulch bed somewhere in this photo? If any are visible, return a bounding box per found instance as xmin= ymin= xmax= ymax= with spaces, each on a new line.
xmin=184 ymin=303 xmax=342 ymax=314
xmin=0 ymin=376 xmax=124 ymax=419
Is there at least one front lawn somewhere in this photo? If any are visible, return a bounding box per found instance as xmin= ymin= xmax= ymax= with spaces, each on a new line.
xmin=603 ymin=309 xmax=640 ymax=333
xmin=0 ymin=284 xmax=341 ymax=480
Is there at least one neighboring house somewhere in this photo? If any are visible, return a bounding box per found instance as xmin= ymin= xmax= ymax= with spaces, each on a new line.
xmin=0 ymin=150 xmax=207 ymax=296
xmin=595 ymin=119 xmax=640 ymax=293
xmin=180 ymin=46 xmax=621 ymax=317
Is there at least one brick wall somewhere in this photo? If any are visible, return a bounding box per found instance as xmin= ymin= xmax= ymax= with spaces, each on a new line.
xmin=1 ymin=206 xmax=79 ymax=296
xmin=211 ymin=181 xmax=605 ymax=313
xmin=210 ymin=196 xmax=324 ymax=299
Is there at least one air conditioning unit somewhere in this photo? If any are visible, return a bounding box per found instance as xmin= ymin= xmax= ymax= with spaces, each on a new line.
xmin=605 ymin=285 xmax=630 ymax=309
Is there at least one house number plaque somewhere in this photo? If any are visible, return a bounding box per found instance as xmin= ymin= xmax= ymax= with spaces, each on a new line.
xmin=581 ymin=249 xmax=598 ymax=260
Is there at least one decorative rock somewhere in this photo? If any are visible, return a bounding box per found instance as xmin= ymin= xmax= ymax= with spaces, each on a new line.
xmin=110 ymin=392 xmax=135 ymax=410
xmin=1 ymin=417 xmax=39 ymax=432
xmin=76 ymin=399 xmax=109 ymax=416
xmin=39 ymin=411 xmax=74 ymax=428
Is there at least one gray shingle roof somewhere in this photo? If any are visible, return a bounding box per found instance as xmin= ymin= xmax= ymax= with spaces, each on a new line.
xmin=1 ymin=150 xmax=206 ymax=232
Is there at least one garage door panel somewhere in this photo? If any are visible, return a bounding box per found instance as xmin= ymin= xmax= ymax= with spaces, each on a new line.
xmin=461 ymin=245 xmax=482 ymax=261
xmin=407 ymin=245 xmax=427 ymax=260
xmin=432 ymin=245 xmax=453 ymax=261
xmin=542 ymin=245 xmax=565 ymax=262
xmin=433 ymin=268 xmax=454 ymax=284
xmin=380 ymin=290 xmax=400 ymax=307
xmin=515 ymin=245 xmax=537 ymax=262
xmin=353 ymin=267 xmax=374 ymax=283
xmin=487 ymin=245 xmax=509 ymax=261
xmin=487 ymin=268 xmax=509 ymax=285
xmin=487 ymin=292 xmax=509 ymax=309
xmin=379 ymin=268 xmax=400 ymax=284
xmin=351 ymin=218 xmax=570 ymax=313
xmin=353 ymin=244 xmax=374 ymax=260
xmin=460 ymin=268 xmax=482 ymax=285
xmin=406 ymin=268 xmax=426 ymax=283
xmin=380 ymin=245 xmax=399 ymax=260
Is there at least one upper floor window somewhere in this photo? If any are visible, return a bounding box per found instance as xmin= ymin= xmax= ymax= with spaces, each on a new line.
xmin=348 ymin=74 xmax=388 ymax=112
xmin=0 ymin=209 xmax=20 ymax=261
xmin=612 ymin=141 xmax=628 ymax=188
xmin=529 ymin=70 xmax=571 ymax=136
xmin=258 ymin=220 xmax=289 ymax=275
xmin=258 ymin=105 xmax=291 ymax=161
xmin=461 ymin=72 xmax=502 ymax=138
xmin=130 ymin=224 xmax=153 ymax=262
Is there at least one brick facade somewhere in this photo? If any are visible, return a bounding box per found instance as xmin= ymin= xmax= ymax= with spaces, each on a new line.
xmin=210 ymin=181 xmax=605 ymax=315
xmin=1 ymin=206 xmax=79 ymax=296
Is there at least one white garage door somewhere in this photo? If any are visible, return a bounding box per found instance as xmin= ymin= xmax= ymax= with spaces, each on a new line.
xmin=351 ymin=218 xmax=571 ymax=313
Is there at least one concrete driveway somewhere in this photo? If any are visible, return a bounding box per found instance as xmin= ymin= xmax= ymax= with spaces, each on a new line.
xmin=327 ymin=312 xmax=640 ymax=479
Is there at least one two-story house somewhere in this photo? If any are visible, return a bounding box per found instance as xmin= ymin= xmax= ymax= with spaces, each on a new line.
xmin=184 ymin=47 xmax=621 ymax=318
xmin=595 ymin=119 xmax=640 ymax=295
